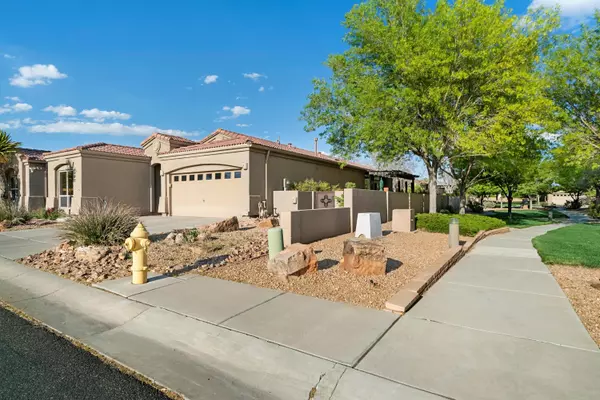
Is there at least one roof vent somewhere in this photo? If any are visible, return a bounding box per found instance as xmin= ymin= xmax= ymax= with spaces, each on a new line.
xmin=287 ymin=143 xmax=292 ymax=147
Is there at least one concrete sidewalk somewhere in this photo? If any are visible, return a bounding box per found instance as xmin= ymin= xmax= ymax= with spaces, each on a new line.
xmin=2 ymin=224 xmax=600 ymax=399
xmin=357 ymin=225 xmax=600 ymax=400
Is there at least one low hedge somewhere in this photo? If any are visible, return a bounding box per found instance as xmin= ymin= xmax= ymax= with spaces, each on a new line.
xmin=416 ymin=213 xmax=506 ymax=237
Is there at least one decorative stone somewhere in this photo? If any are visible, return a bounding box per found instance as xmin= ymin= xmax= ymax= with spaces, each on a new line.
xmin=267 ymin=243 xmax=318 ymax=276
xmin=174 ymin=233 xmax=185 ymax=245
xmin=257 ymin=217 xmax=279 ymax=229
xmin=341 ymin=238 xmax=386 ymax=276
xmin=74 ymin=246 xmax=110 ymax=263
xmin=392 ymin=209 xmax=415 ymax=233
xmin=208 ymin=216 xmax=239 ymax=233
xmin=355 ymin=212 xmax=382 ymax=239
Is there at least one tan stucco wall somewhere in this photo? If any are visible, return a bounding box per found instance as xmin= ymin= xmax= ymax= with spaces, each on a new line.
xmin=81 ymin=153 xmax=151 ymax=214
xmin=344 ymin=188 xmax=388 ymax=230
xmin=159 ymin=147 xmax=250 ymax=217
xmin=250 ymin=149 xmax=366 ymax=214
xmin=280 ymin=208 xmax=352 ymax=247
xmin=387 ymin=192 xmax=410 ymax=221
xmin=410 ymin=194 xmax=425 ymax=214
xmin=272 ymin=191 xmax=314 ymax=214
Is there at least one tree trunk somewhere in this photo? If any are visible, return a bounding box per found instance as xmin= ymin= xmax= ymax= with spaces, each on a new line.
xmin=595 ymin=186 xmax=600 ymax=206
xmin=426 ymin=165 xmax=438 ymax=214
xmin=479 ymin=195 xmax=484 ymax=206
xmin=507 ymin=190 xmax=513 ymax=223
xmin=459 ymin=187 xmax=467 ymax=215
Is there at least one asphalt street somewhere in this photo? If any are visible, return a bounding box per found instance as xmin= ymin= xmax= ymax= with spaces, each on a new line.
xmin=0 ymin=305 xmax=171 ymax=400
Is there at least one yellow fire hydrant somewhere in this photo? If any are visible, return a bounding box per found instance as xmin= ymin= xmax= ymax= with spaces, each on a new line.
xmin=124 ymin=223 xmax=151 ymax=285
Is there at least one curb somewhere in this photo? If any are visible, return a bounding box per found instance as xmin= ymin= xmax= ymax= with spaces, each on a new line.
xmin=385 ymin=226 xmax=510 ymax=314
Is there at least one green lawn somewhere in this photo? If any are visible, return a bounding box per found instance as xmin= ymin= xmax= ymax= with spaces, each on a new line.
xmin=485 ymin=210 xmax=568 ymax=228
xmin=532 ymin=224 xmax=600 ymax=268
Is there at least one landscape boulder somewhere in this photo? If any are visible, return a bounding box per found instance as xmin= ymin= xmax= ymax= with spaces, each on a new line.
xmin=267 ymin=243 xmax=318 ymax=277
xmin=208 ymin=216 xmax=239 ymax=233
xmin=74 ymin=246 xmax=110 ymax=263
xmin=341 ymin=238 xmax=386 ymax=276
xmin=174 ymin=232 xmax=185 ymax=245
xmin=257 ymin=217 xmax=279 ymax=229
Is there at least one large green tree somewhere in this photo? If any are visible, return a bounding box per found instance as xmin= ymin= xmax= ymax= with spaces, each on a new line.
xmin=545 ymin=12 xmax=600 ymax=161
xmin=301 ymin=0 xmax=557 ymax=213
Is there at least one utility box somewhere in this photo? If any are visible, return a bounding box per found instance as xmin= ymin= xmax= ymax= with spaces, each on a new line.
xmin=355 ymin=212 xmax=383 ymax=239
xmin=392 ymin=209 xmax=415 ymax=233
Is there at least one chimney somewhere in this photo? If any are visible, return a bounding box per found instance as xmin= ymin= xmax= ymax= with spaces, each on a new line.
xmin=288 ymin=142 xmax=292 ymax=147
xmin=314 ymin=138 xmax=318 ymax=155
xmin=276 ymin=136 xmax=280 ymax=144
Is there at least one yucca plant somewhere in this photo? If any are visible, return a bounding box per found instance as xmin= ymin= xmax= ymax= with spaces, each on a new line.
xmin=62 ymin=198 xmax=139 ymax=246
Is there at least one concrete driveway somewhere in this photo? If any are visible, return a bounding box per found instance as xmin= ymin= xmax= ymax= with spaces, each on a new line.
xmin=139 ymin=216 xmax=223 ymax=235
xmin=0 ymin=228 xmax=63 ymax=260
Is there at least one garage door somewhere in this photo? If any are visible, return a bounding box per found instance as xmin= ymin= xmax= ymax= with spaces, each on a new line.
xmin=170 ymin=170 xmax=247 ymax=217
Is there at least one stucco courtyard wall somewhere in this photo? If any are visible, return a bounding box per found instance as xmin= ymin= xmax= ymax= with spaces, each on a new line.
xmin=410 ymin=194 xmax=425 ymax=214
xmin=344 ymin=188 xmax=388 ymax=230
xmin=386 ymin=192 xmax=410 ymax=221
xmin=250 ymin=149 xmax=366 ymax=215
xmin=280 ymin=208 xmax=352 ymax=247
xmin=273 ymin=191 xmax=313 ymax=214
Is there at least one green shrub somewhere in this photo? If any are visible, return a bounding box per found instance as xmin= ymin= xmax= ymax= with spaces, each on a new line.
xmin=63 ymin=198 xmax=139 ymax=246
xmin=483 ymin=200 xmax=497 ymax=209
xmin=31 ymin=207 xmax=66 ymax=220
xmin=467 ymin=200 xmax=484 ymax=213
xmin=345 ymin=182 xmax=357 ymax=189
xmin=416 ymin=213 xmax=506 ymax=237
xmin=589 ymin=203 xmax=600 ymax=219
xmin=0 ymin=200 xmax=31 ymax=224
xmin=292 ymin=178 xmax=341 ymax=192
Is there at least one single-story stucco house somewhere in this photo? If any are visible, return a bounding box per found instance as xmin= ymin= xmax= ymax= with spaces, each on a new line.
xmin=2 ymin=129 xmax=416 ymax=217
xmin=2 ymin=148 xmax=47 ymax=210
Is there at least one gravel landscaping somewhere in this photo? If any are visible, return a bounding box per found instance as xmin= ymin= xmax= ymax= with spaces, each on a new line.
xmin=549 ymin=265 xmax=600 ymax=348
xmin=204 ymin=222 xmax=452 ymax=309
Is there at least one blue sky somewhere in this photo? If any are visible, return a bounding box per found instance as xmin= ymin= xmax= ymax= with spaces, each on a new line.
xmin=0 ymin=0 xmax=596 ymax=165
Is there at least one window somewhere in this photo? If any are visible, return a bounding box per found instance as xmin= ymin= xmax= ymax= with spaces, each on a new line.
xmin=206 ymin=173 xmax=213 ymax=180
xmin=215 ymin=173 xmax=222 ymax=180
xmin=224 ymin=172 xmax=231 ymax=179
xmin=197 ymin=174 xmax=203 ymax=181
xmin=181 ymin=175 xmax=187 ymax=182
xmin=234 ymin=171 xmax=242 ymax=179
xmin=174 ymin=176 xmax=179 ymax=182
xmin=189 ymin=175 xmax=195 ymax=181
xmin=59 ymin=170 xmax=74 ymax=208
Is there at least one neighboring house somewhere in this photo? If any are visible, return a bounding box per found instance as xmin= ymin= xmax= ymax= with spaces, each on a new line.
xmin=547 ymin=191 xmax=586 ymax=207
xmin=1 ymin=148 xmax=47 ymax=210
xmin=7 ymin=129 xmax=412 ymax=218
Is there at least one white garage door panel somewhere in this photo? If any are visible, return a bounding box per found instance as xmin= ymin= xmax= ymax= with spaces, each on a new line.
xmin=171 ymin=174 xmax=247 ymax=217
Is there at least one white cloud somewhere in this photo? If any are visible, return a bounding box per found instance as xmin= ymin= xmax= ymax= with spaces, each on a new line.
xmin=43 ymin=104 xmax=77 ymax=117
xmin=80 ymin=108 xmax=131 ymax=122
xmin=529 ymin=0 xmax=600 ymax=26
xmin=5 ymin=96 xmax=21 ymax=102
xmin=0 ymin=102 xmax=32 ymax=114
xmin=3 ymin=54 xmax=15 ymax=59
xmin=258 ymin=86 xmax=265 ymax=92
xmin=236 ymin=123 xmax=252 ymax=127
xmin=203 ymin=75 xmax=218 ymax=84
xmin=0 ymin=119 xmax=22 ymax=129
xmin=219 ymin=105 xmax=251 ymax=120
xmin=29 ymin=121 xmax=196 ymax=137
xmin=243 ymin=72 xmax=266 ymax=81
xmin=22 ymin=118 xmax=35 ymax=124
xmin=10 ymin=64 xmax=67 ymax=87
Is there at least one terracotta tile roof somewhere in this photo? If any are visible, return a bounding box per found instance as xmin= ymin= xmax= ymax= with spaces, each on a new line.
xmin=140 ymin=132 xmax=197 ymax=147
xmin=168 ymin=128 xmax=374 ymax=171
xmin=18 ymin=148 xmax=48 ymax=161
xmin=44 ymin=142 xmax=148 ymax=158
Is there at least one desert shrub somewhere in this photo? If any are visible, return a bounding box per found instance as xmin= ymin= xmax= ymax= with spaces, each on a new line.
xmin=467 ymin=201 xmax=484 ymax=213
xmin=345 ymin=182 xmax=357 ymax=189
xmin=63 ymin=198 xmax=139 ymax=246
xmin=0 ymin=200 xmax=31 ymax=224
xmin=31 ymin=207 xmax=65 ymax=220
xmin=335 ymin=194 xmax=344 ymax=207
xmin=416 ymin=213 xmax=506 ymax=237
